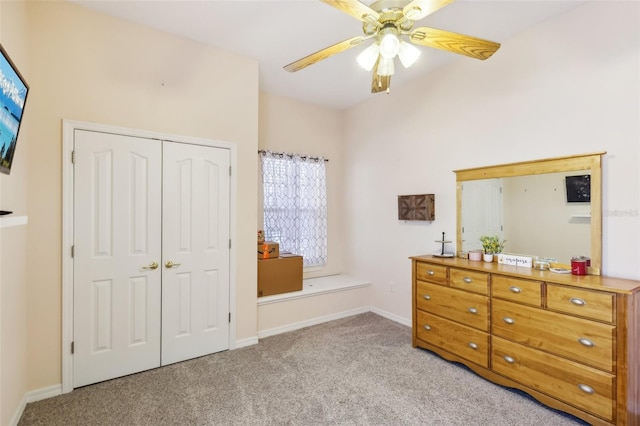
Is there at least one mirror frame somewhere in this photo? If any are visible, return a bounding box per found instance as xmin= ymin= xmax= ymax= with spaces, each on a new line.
xmin=455 ymin=152 xmax=605 ymax=275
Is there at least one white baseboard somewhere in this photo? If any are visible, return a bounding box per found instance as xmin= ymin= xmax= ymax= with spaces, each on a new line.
xmin=369 ymin=306 xmax=411 ymax=327
xmin=232 ymin=335 xmax=259 ymax=349
xmin=9 ymin=384 xmax=62 ymax=426
xmin=8 ymin=396 xmax=26 ymax=426
xmin=257 ymin=306 xmax=371 ymax=339
xmin=26 ymin=384 xmax=62 ymax=402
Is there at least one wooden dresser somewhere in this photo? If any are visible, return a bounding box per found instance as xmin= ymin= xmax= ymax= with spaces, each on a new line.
xmin=411 ymin=255 xmax=640 ymax=426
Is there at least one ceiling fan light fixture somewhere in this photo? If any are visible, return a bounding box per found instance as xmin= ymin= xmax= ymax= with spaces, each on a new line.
xmin=377 ymin=56 xmax=395 ymax=76
xmin=398 ymin=40 xmax=421 ymax=68
xmin=356 ymin=43 xmax=380 ymax=71
xmin=379 ymin=29 xmax=400 ymax=59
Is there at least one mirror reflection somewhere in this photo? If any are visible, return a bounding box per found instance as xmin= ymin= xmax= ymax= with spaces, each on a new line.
xmin=455 ymin=152 xmax=603 ymax=274
xmin=461 ymin=171 xmax=591 ymax=264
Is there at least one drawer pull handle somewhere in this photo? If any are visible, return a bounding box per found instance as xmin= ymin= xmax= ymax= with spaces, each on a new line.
xmin=578 ymin=384 xmax=595 ymax=394
xmin=509 ymin=286 xmax=522 ymax=294
xmin=463 ymin=277 xmax=473 ymax=283
xmin=427 ymin=270 xmax=435 ymax=276
xmin=423 ymin=324 xmax=431 ymax=331
xmin=503 ymin=317 xmax=515 ymax=325
xmin=467 ymin=307 xmax=478 ymax=314
xmin=423 ymin=294 xmax=431 ymax=300
xmin=503 ymin=355 xmax=515 ymax=364
xmin=570 ymin=297 xmax=586 ymax=306
xmin=467 ymin=342 xmax=478 ymax=350
xmin=578 ymin=338 xmax=594 ymax=347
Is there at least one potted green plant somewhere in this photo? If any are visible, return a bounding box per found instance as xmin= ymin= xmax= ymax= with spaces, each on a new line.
xmin=479 ymin=235 xmax=506 ymax=262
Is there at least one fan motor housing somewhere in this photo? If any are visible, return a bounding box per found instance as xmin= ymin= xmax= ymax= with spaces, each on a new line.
xmin=362 ymin=0 xmax=414 ymax=35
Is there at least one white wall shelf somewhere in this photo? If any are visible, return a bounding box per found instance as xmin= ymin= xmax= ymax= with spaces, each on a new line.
xmin=0 ymin=215 xmax=28 ymax=228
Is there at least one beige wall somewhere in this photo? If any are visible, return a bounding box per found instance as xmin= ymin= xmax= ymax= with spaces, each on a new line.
xmin=0 ymin=1 xmax=30 ymax=424
xmin=258 ymin=93 xmax=345 ymax=278
xmin=503 ymin=172 xmax=591 ymax=262
xmin=24 ymin=1 xmax=258 ymax=393
xmin=343 ymin=1 xmax=640 ymax=322
xmin=2 ymin=1 xmax=639 ymax=422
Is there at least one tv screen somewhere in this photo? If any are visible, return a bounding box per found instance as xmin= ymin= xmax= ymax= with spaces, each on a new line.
xmin=0 ymin=43 xmax=29 ymax=175
xmin=565 ymin=174 xmax=590 ymax=203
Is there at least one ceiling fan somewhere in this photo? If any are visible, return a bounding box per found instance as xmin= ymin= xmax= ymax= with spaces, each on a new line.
xmin=284 ymin=0 xmax=501 ymax=94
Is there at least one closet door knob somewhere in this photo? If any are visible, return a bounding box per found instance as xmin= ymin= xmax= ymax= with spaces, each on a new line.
xmin=141 ymin=261 xmax=158 ymax=270
xmin=165 ymin=260 xmax=182 ymax=268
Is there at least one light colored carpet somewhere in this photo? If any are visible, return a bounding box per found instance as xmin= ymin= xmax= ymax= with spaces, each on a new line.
xmin=19 ymin=313 xmax=586 ymax=425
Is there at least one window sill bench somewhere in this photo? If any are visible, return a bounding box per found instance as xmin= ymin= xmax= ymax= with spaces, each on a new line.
xmin=257 ymin=274 xmax=370 ymax=306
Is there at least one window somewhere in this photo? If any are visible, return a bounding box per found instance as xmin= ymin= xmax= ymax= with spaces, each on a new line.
xmin=260 ymin=151 xmax=327 ymax=267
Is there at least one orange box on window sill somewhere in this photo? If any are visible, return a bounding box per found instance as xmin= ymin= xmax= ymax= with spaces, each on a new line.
xmin=257 ymin=254 xmax=303 ymax=297
xmin=258 ymin=241 xmax=279 ymax=259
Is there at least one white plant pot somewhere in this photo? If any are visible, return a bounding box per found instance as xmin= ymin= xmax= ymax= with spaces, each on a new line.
xmin=483 ymin=253 xmax=494 ymax=262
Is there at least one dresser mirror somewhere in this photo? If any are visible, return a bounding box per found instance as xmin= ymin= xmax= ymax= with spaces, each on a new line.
xmin=455 ymin=152 xmax=604 ymax=274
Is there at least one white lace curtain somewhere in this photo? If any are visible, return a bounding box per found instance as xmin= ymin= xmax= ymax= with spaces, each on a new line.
xmin=260 ymin=151 xmax=327 ymax=267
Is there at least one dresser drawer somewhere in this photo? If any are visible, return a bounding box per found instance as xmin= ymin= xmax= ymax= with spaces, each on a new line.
xmin=546 ymin=285 xmax=614 ymax=324
xmin=492 ymin=275 xmax=542 ymax=307
xmin=416 ymin=262 xmax=447 ymax=285
xmin=417 ymin=310 xmax=489 ymax=368
xmin=417 ymin=281 xmax=489 ymax=331
xmin=450 ymin=268 xmax=489 ymax=295
xmin=492 ymin=299 xmax=614 ymax=372
xmin=492 ymin=336 xmax=615 ymax=422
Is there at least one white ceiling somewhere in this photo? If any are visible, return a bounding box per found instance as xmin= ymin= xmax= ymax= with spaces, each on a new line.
xmin=72 ymin=0 xmax=586 ymax=110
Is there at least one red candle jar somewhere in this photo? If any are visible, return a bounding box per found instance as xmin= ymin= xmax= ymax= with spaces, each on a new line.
xmin=571 ymin=258 xmax=587 ymax=275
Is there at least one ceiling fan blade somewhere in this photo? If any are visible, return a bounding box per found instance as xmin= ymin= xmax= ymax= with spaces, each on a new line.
xmin=321 ymin=0 xmax=380 ymax=24
xmin=403 ymin=0 xmax=454 ymax=21
xmin=371 ymin=59 xmax=390 ymax=93
xmin=410 ymin=27 xmax=500 ymax=60
xmin=284 ymin=36 xmax=368 ymax=72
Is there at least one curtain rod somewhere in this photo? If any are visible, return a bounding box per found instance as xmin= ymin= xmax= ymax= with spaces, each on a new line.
xmin=258 ymin=149 xmax=329 ymax=162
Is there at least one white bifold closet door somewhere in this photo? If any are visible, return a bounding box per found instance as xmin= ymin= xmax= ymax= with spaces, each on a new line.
xmin=73 ymin=130 xmax=229 ymax=388
xmin=161 ymin=141 xmax=230 ymax=365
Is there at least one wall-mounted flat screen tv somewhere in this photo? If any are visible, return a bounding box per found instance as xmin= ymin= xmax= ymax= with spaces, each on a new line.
xmin=565 ymin=174 xmax=590 ymax=203
xmin=0 ymin=43 xmax=29 ymax=175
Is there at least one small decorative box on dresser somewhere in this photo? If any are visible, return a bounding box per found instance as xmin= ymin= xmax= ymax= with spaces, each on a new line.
xmin=411 ymin=255 xmax=640 ymax=426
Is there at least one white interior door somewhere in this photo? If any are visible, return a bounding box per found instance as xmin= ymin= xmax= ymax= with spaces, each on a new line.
xmin=461 ymin=179 xmax=504 ymax=251
xmin=161 ymin=141 xmax=230 ymax=365
xmin=73 ymin=130 xmax=162 ymax=388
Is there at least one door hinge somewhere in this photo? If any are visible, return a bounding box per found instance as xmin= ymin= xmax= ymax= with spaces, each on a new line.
xmin=229 ymin=239 xmax=231 ymax=249
xmin=71 ymin=150 xmax=75 ymax=164
xmin=228 ymin=312 xmax=231 ymax=323
xmin=71 ymin=341 xmax=75 ymax=354
xmin=229 ymin=166 xmax=232 ymax=176
xmin=71 ymin=245 xmax=75 ymax=258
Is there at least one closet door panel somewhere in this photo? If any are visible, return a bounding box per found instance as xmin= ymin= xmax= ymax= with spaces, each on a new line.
xmin=73 ymin=130 xmax=162 ymax=388
xmin=161 ymin=141 xmax=230 ymax=365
